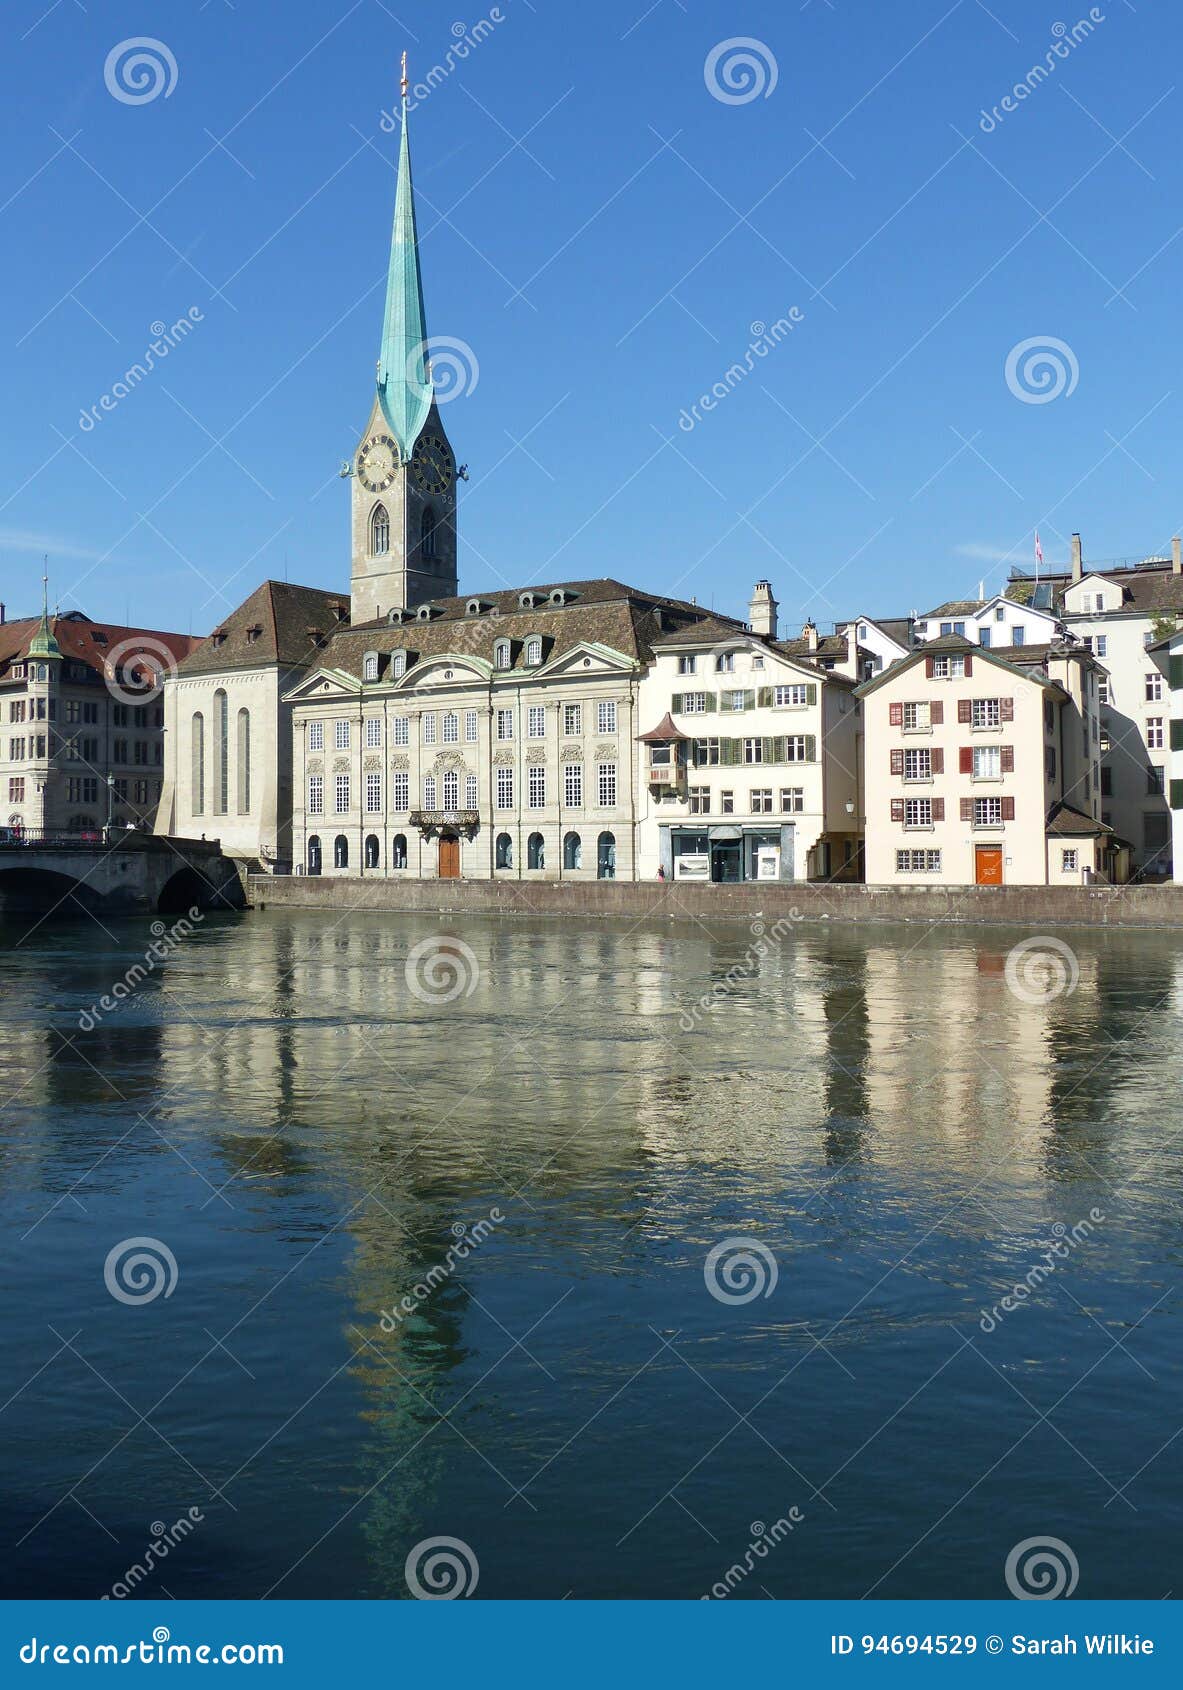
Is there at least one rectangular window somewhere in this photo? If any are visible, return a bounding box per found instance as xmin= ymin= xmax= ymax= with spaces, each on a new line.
xmin=743 ymin=738 xmax=763 ymax=764
xmin=693 ymin=737 xmax=720 ymax=766
xmin=1096 ymin=635 xmax=1107 ymax=657
xmin=528 ymin=706 xmax=546 ymax=738
xmin=334 ymin=720 xmax=350 ymax=750
xmin=423 ymin=713 xmax=437 ymax=744
xmin=974 ymin=796 xmax=1003 ymax=826
xmin=903 ymin=748 xmax=931 ymax=781
xmin=422 ymin=774 xmax=437 ymax=809
xmin=365 ymin=772 xmax=381 ymax=812
xmin=932 ymin=656 xmax=965 ymax=679
xmin=334 ymin=774 xmax=350 ymax=813
xmin=393 ymin=716 xmax=409 ymax=746
xmin=774 ymin=684 xmax=809 ymax=707
xmin=785 ymin=736 xmax=810 ymax=761
xmin=465 ymin=709 xmax=479 ymax=743
xmin=1061 ymin=849 xmax=1078 ymax=872
xmin=528 ymin=766 xmax=546 ymax=809
xmin=365 ymin=717 xmax=382 ymax=748
xmin=681 ymin=692 xmax=708 ymax=713
xmin=392 ymin=772 xmax=409 ymax=812
xmin=978 ymin=629 xmax=991 ymax=648
xmin=309 ymin=776 xmax=325 ymax=814
xmin=8 ymin=777 xmax=25 ymax=804
xmin=973 ymin=745 xmax=1001 ymax=779
xmin=1148 ymin=718 xmax=1164 ymax=749
xmin=598 ymin=763 xmax=617 ymax=806
xmin=465 ymin=773 xmax=478 ymax=810
xmin=1011 ymin=627 xmax=1025 ymax=647
xmin=1148 ymin=765 xmax=1165 ymax=795
xmin=904 ymin=798 xmax=932 ymax=828
xmin=1098 ymin=677 xmax=1110 ymax=705
xmin=1146 ymin=672 xmax=1163 ymax=702
xmin=563 ymin=703 xmax=582 ymax=736
xmin=902 ymin=701 xmax=930 ymax=730
xmin=780 ymin=787 xmax=804 ymax=813
xmin=730 ymin=689 xmax=746 ymax=711
xmin=497 ymin=767 xmax=514 ymax=809
xmin=308 ymin=721 xmax=324 ymax=751
xmin=564 ymin=763 xmax=583 ymax=807
xmin=750 ymin=789 xmax=773 ymax=813
xmin=971 ymin=698 xmax=1001 ymax=729
xmin=597 ymin=699 xmax=617 ymax=734
xmin=678 ymin=655 xmax=697 ymax=675
xmin=496 ymin=709 xmax=514 ymax=741
xmin=688 ymin=786 xmax=710 ymax=814
xmin=896 ymin=849 xmax=942 ymax=873
xmin=720 ymin=790 xmax=734 ymax=814
xmin=442 ymin=712 xmax=459 ymax=744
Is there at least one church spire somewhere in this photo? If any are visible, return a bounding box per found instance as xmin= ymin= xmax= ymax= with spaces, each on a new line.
xmin=376 ymin=54 xmax=433 ymax=459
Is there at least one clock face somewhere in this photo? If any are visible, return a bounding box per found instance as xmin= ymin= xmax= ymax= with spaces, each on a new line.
xmin=357 ymin=434 xmax=398 ymax=493
xmin=411 ymin=433 xmax=454 ymax=496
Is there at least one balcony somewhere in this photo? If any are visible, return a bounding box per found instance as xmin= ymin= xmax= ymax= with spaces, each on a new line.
xmin=648 ymin=765 xmax=682 ymax=788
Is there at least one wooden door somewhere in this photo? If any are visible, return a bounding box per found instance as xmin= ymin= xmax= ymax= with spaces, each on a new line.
xmin=975 ymin=845 xmax=1003 ymax=886
xmin=438 ymin=833 xmax=460 ymax=879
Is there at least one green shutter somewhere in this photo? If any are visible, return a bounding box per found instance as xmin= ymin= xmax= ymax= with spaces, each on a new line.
xmin=806 ymin=683 xmax=817 ymax=707
xmin=762 ymin=736 xmax=777 ymax=764
xmin=703 ymin=691 xmax=717 ymax=712
xmin=757 ymin=687 xmax=772 ymax=709
xmin=671 ymin=693 xmax=683 ymax=713
xmin=1172 ymin=779 xmax=1183 ymax=812
xmin=744 ymin=689 xmax=755 ymax=711
xmin=721 ymin=738 xmax=741 ymax=766
xmin=1172 ymin=719 xmax=1183 ymax=752
xmin=720 ymin=693 xmax=733 ymax=713
xmin=804 ymin=735 xmax=817 ymax=762
xmin=1171 ymin=655 xmax=1183 ymax=690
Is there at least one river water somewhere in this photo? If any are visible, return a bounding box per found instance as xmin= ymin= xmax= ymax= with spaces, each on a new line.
xmin=0 ymin=907 xmax=1180 ymax=1600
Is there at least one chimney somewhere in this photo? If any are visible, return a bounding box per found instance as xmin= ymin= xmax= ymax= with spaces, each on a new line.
xmin=1172 ymin=537 xmax=1181 ymax=576
xmin=0 ymin=602 xmax=5 ymax=625
xmin=802 ymin=619 xmax=818 ymax=654
xmin=748 ymin=579 xmax=778 ymax=640
xmin=1071 ymin=532 xmax=1083 ymax=584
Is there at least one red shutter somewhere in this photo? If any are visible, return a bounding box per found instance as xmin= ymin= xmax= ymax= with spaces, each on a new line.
xmin=958 ymin=699 xmax=972 ymax=724
xmin=925 ymin=655 xmax=934 ymax=678
xmin=1001 ymin=795 xmax=1015 ymax=821
xmin=964 ymin=654 xmax=973 ymax=677
xmin=931 ymin=747 xmax=944 ymax=775
xmin=889 ymin=701 xmax=903 ymax=726
xmin=1001 ymin=697 xmax=1015 ymax=722
xmin=1000 ymin=745 xmax=1015 ymax=773
xmin=959 ymin=746 xmax=973 ymax=774
xmin=930 ymin=700 xmax=943 ymax=725
xmin=932 ymin=797 xmax=945 ymax=822
xmin=960 ymin=797 xmax=973 ymax=822
xmin=890 ymin=749 xmax=904 ymax=776
xmin=890 ymin=798 xmax=904 ymax=823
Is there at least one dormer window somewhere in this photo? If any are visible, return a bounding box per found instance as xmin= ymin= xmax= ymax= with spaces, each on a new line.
xmin=525 ymin=636 xmax=542 ymax=666
xmin=494 ymin=639 xmax=511 ymax=670
xmin=363 ymin=653 xmax=379 ymax=681
xmin=549 ymin=588 xmax=573 ymax=606
xmin=518 ymin=591 xmax=538 ymax=610
xmin=392 ymin=651 xmax=407 ymax=679
xmin=466 ymin=598 xmax=489 ymax=616
xmin=245 ymin=624 xmax=262 ymax=644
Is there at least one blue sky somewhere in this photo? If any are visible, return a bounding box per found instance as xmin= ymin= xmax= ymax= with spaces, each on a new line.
xmin=1 ymin=0 xmax=1180 ymax=636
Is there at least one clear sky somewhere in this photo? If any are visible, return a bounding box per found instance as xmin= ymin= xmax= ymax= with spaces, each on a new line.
xmin=1 ymin=0 xmax=1180 ymax=638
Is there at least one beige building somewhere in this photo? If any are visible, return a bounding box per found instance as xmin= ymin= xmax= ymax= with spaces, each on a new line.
xmin=857 ymin=634 xmax=1122 ymax=886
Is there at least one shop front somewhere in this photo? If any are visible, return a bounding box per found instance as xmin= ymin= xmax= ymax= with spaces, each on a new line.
xmin=661 ymin=823 xmax=797 ymax=883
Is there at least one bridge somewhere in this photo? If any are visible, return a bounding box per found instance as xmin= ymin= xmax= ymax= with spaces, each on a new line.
xmin=0 ymin=832 xmax=246 ymax=919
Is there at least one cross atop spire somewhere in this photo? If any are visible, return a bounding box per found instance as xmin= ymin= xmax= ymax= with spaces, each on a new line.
xmin=376 ymin=56 xmax=433 ymax=458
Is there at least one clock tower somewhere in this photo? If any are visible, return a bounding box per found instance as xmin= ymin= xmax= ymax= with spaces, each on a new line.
xmin=350 ymin=67 xmax=458 ymax=624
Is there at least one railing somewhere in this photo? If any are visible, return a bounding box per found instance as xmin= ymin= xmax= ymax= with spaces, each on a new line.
xmin=0 ymin=828 xmax=106 ymax=848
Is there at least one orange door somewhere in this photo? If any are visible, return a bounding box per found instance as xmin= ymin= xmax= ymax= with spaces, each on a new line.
xmin=438 ymin=833 xmax=460 ymax=879
xmin=975 ymin=845 xmax=1003 ymax=886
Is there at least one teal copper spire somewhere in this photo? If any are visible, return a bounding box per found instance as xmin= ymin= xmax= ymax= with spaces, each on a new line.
xmin=28 ymin=570 xmax=60 ymax=661
xmin=376 ymin=53 xmax=433 ymax=458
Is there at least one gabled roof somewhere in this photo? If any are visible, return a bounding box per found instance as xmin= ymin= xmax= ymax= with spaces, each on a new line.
xmin=853 ymin=633 xmax=1068 ymax=698
xmin=922 ymin=599 xmax=984 ymax=619
xmin=1016 ymin=562 xmax=1183 ymax=618
xmin=1046 ymin=802 xmax=1114 ymax=839
xmin=179 ymin=581 xmax=349 ymax=676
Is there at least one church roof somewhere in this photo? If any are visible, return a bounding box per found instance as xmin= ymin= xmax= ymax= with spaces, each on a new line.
xmin=177 ymin=581 xmax=350 ymax=676
xmin=376 ymin=97 xmax=432 ymax=459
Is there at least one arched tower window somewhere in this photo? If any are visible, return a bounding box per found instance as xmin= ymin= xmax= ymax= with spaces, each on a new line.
xmin=191 ymin=712 xmax=205 ymax=816
xmin=213 ymin=689 xmax=228 ymax=815
xmin=237 ymin=709 xmax=251 ymax=814
xmin=370 ymin=504 xmax=390 ymax=557
xmin=421 ymin=505 xmax=438 ymax=561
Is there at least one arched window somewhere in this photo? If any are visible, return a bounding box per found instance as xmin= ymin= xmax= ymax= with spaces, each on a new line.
xmin=307 ymin=835 xmax=322 ymax=875
xmin=525 ymin=636 xmax=542 ymax=666
xmin=237 ymin=708 xmax=250 ymax=814
xmin=597 ymin=831 xmax=616 ymax=880
xmin=421 ymin=505 xmax=438 ymax=561
xmin=527 ymin=831 xmax=545 ymax=870
xmin=563 ymin=831 xmax=582 ymax=871
xmin=392 ymin=651 xmax=407 ymax=679
xmin=392 ymin=832 xmax=408 ymax=868
xmin=495 ymin=831 xmax=513 ymax=869
xmin=364 ymin=833 xmax=380 ymax=869
xmin=494 ymin=639 xmax=511 ymax=670
xmin=370 ymin=504 xmax=390 ymax=556
xmin=334 ymin=834 xmax=349 ymax=869
xmin=442 ymin=769 xmax=459 ymax=809
xmin=213 ymin=689 xmax=228 ymax=815
xmin=191 ymin=712 xmax=205 ymax=815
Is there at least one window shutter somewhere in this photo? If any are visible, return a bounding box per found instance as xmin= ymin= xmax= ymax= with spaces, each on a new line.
xmin=757 ymin=687 xmax=772 ymax=708
xmin=1001 ymin=795 xmax=1015 ymax=821
xmin=762 ymin=736 xmax=777 ymax=764
xmin=806 ymin=683 xmax=818 ymax=706
xmin=775 ymin=736 xmax=789 ymax=763
xmin=720 ymin=693 xmax=733 ymax=712
xmin=932 ymin=797 xmax=945 ymax=822
xmin=890 ymin=798 xmax=904 ymax=823
xmin=722 ymin=738 xmax=740 ymax=766
xmin=1170 ymin=655 xmax=1183 ymax=690
xmin=671 ymin=693 xmax=683 ymax=713
xmin=703 ymin=692 xmax=717 ymax=712
xmin=1171 ymin=720 xmax=1183 ymax=752
xmin=890 ymin=749 xmax=904 ymax=776
xmin=1000 ymin=745 xmax=1015 ymax=773
xmin=930 ymin=700 xmax=943 ymax=725
xmin=958 ymin=746 xmax=972 ymax=774
xmin=960 ymin=797 xmax=973 ymax=822
xmin=1001 ymin=697 xmax=1015 ymax=722
xmin=964 ymin=654 xmax=973 ymax=677
xmin=804 ymin=735 xmax=816 ymax=762
xmin=931 ymin=747 xmax=944 ymax=775
xmin=744 ymin=690 xmax=756 ymax=711
xmin=1171 ymin=779 xmax=1183 ymax=811
xmin=889 ymin=702 xmax=903 ymax=726
xmin=925 ymin=655 xmax=935 ymax=678
xmin=957 ymin=699 xmax=972 ymax=724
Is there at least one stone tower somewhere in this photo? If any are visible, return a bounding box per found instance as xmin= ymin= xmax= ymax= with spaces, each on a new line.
xmin=349 ymin=74 xmax=458 ymax=625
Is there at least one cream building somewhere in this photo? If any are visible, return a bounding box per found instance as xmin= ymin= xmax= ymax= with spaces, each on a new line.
xmin=858 ymin=633 xmax=1120 ymax=886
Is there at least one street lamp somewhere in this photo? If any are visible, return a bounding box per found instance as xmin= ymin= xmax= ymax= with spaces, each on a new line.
xmin=105 ymin=772 xmax=115 ymax=840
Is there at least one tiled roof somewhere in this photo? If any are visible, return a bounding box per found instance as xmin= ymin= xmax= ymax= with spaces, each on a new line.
xmin=0 ymin=612 xmax=197 ymax=681
xmin=179 ymin=581 xmax=350 ymax=676
xmin=922 ymin=599 xmax=984 ymax=618
xmin=1023 ymin=563 xmax=1183 ymax=617
xmin=1046 ymin=802 xmax=1114 ymax=838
